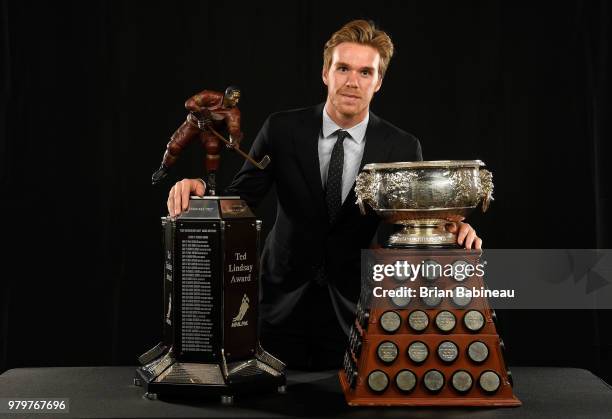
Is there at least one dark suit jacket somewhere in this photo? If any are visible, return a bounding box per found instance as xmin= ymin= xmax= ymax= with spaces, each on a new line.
xmin=225 ymin=103 xmax=422 ymax=364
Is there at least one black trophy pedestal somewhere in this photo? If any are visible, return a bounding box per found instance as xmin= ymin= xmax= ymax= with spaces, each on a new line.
xmin=134 ymin=342 xmax=286 ymax=403
xmin=135 ymin=197 xmax=286 ymax=403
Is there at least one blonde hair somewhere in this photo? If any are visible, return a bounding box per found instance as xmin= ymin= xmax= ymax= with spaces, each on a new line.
xmin=323 ymin=19 xmax=394 ymax=79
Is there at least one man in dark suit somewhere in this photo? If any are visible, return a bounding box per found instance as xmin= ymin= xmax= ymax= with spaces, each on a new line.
xmin=166 ymin=20 xmax=481 ymax=369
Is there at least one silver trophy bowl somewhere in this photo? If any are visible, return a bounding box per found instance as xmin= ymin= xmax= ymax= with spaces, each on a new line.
xmin=355 ymin=160 xmax=493 ymax=247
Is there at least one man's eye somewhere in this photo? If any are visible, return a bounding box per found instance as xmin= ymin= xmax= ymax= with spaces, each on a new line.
xmin=361 ymin=70 xmax=371 ymax=76
xmin=338 ymin=66 xmax=348 ymax=72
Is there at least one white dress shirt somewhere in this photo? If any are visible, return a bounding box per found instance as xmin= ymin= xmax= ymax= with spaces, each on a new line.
xmin=318 ymin=108 xmax=369 ymax=204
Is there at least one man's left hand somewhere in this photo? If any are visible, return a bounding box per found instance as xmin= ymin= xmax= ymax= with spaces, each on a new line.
xmin=446 ymin=222 xmax=482 ymax=249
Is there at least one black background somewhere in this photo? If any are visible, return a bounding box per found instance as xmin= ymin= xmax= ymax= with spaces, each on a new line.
xmin=1 ymin=1 xmax=611 ymax=383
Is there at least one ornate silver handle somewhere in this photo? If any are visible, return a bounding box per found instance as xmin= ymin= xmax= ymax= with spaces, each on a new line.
xmin=479 ymin=169 xmax=494 ymax=212
xmin=355 ymin=171 xmax=376 ymax=215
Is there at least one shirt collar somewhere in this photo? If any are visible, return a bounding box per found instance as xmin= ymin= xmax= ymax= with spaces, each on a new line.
xmin=321 ymin=107 xmax=369 ymax=144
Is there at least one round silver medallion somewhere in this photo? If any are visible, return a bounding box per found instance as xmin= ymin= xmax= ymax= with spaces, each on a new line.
xmin=467 ymin=341 xmax=489 ymax=363
xmin=407 ymin=341 xmax=429 ymax=363
xmin=390 ymin=286 xmax=411 ymax=308
xmin=422 ymin=260 xmax=442 ymax=281
xmin=395 ymin=369 xmax=417 ymax=392
xmin=423 ymin=369 xmax=445 ymax=392
xmin=379 ymin=310 xmax=402 ymax=333
xmin=451 ymin=286 xmax=472 ymax=308
xmin=479 ymin=370 xmax=501 ymax=393
xmin=437 ymin=340 xmax=459 ymax=363
xmin=435 ymin=310 xmax=456 ymax=332
xmin=377 ymin=341 xmax=399 ymax=364
xmin=367 ymin=370 xmax=389 ymax=393
xmin=451 ymin=370 xmax=473 ymax=393
xmin=421 ymin=287 xmax=442 ymax=308
xmin=463 ymin=310 xmax=485 ymax=332
xmin=452 ymin=259 xmax=470 ymax=281
xmin=408 ymin=310 xmax=429 ymax=332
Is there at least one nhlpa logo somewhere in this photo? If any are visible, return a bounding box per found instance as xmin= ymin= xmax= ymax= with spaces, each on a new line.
xmin=231 ymin=294 xmax=250 ymax=328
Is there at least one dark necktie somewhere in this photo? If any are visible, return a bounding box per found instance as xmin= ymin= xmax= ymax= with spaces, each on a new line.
xmin=325 ymin=129 xmax=350 ymax=223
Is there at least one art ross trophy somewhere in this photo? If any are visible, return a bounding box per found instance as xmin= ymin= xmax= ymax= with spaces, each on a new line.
xmin=341 ymin=160 xmax=521 ymax=406
xmin=354 ymin=160 xmax=494 ymax=248
xmin=135 ymin=88 xmax=284 ymax=404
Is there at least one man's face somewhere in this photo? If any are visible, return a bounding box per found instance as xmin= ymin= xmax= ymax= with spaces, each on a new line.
xmin=322 ymin=42 xmax=383 ymax=121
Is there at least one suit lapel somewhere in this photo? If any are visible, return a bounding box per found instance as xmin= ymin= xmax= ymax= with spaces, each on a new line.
xmin=293 ymin=103 xmax=328 ymax=218
xmin=357 ymin=111 xmax=389 ymax=171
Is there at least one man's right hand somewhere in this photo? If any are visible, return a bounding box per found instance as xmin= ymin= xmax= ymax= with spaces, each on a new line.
xmin=167 ymin=178 xmax=206 ymax=217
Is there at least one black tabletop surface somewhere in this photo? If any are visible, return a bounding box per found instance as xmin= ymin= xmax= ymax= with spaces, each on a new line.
xmin=0 ymin=366 xmax=611 ymax=418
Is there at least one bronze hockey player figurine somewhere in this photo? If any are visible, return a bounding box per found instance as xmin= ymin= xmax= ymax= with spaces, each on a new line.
xmin=152 ymin=86 xmax=244 ymax=194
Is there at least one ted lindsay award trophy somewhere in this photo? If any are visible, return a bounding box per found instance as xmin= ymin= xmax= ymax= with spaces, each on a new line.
xmin=340 ymin=160 xmax=521 ymax=406
xmin=135 ymin=88 xmax=285 ymax=404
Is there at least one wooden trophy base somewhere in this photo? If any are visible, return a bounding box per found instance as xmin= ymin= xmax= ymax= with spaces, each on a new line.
xmin=340 ymin=248 xmax=521 ymax=408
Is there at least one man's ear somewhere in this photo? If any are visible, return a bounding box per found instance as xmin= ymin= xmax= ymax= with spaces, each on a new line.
xmin=322 ymin=66 xmax=329 ymax=86
xmin=374 ymin=74 xmax=383 ymax=92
